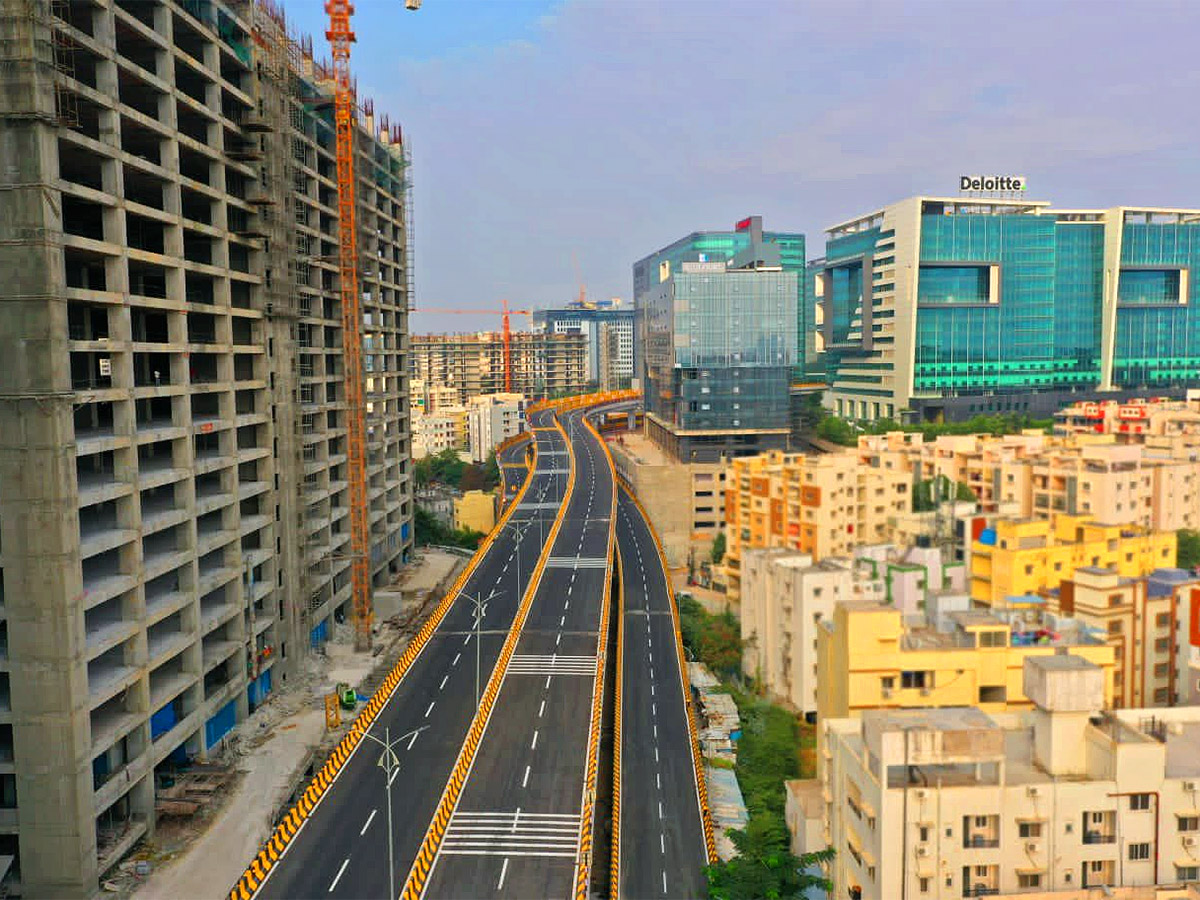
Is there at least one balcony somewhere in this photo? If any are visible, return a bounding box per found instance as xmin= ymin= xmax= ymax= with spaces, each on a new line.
xmin=1082 ymin=831 xmax=1116 ymax=845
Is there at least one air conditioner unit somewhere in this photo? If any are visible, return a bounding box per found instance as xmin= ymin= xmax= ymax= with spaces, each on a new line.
xmin=913 ymin=789 xmax=927 ymax=800
xmin=920 ymin=688 xmax=932 ymax=697
xmin=916 ymin=845 xmax=930 ymax=857
xmin=882 ymin=688 xmax=893 ymax=699
xmin=1184 ymin=836 xmax=1198 ymax=849
xmin=1026 ymin=786 xmax=1041 ymax=798
xmin=1185 ymin=781 xmax=1198 ymax=793
xmin=1026 ymin=841 xmax=1040 ymax=854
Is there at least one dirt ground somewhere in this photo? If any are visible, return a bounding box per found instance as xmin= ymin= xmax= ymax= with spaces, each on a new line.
xmin=117 ymin=549 xmax=466 ymax=899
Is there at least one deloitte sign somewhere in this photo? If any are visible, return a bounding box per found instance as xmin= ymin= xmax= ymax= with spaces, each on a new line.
xmin=960 ymin=174 xmax=1027 ymax=193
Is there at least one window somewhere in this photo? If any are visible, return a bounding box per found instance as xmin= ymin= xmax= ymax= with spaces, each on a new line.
xmin=974 ymin=865 xmax=989 ymax=877
xmin=901 ymin=670 xmax=931 ymax=689
xmin=974 ymin=815 xmax=989 ymax=827
xmin=1156 ymin=612 xmax=1170 ymax=628
xmin=1109 ymin=593 xmax=1124 ymax=607
xmin=1024 ymin=564 xmax=1034 ymax=575
xmin=1109 ymin=620 xmax=1123 ymax=635
xmin=1156 ymin=637 xmax=1170 ymax=652
xmin=1129 ymin=842 xmax=1150 ymax=861
xmin=1130 ymin=794 xmax=1152 ymax=811
xmin=1177 ymin=865 xmax=1199 ymax=881
xmin=1179 ymin=816 xmax=1199 ymax=833
xmin=1019 ymin=822 xmax=1043 ymax=838
xmin=881 ymin=676 xmax=895 ymax=691
xmin=918 ymin=825 xmax=930 ymax=842
xmin=1018 ymin=874 xmax=1042 ymax=888
xmin=919 ymin=877 xmax=930 ymax=893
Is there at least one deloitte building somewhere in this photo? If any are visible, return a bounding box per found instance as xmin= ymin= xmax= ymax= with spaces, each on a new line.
xmin=817 ymin=190 xmax=1200 ymax=422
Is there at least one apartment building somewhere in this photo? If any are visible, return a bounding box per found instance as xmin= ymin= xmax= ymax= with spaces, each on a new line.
xmin=859 ymin=429 xmax=1200 ymax=533
xmin=466 ymin=393 xmax=526 ymax=463
xmin=971 ymin=515 xmax=1176 ymax=609
xmin=816 ymin=603 xmax=1114 ymax=734
xmin=532 ymin=301 xmax=636 ymax=388
xmin=0 ymin=1 xmax=411 ymax=894
xmin=412 ymin=406 xmax=466 ymax=458
xmin=1043 ymin=566 xmax=1200 ymax=708
xmin=453 ymin=490 xmax=494 ymax=535
xmin=411 ymin=331 xmax=586 ymax=407
xmin=793 ymin=656 xmax=1200 ymax=899
xmin=1057 ymin=395 xmax=1200 ymax=445
xmin=723 ymin=449 xmax=910 ymax=602
xmin=409 ymin=377 xmax=459 ymax=415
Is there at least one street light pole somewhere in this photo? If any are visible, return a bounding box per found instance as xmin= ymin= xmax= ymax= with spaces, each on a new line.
xmin=463 ymin=591 xmax=490 ymax=710
xmin=359 ymin=724 xmax=427 ymax=900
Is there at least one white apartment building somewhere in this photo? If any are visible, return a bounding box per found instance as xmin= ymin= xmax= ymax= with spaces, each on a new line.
xmin=467 ymin=393 xmax=526 ymax=463
xmin=792 ymin=655 xmax=1200 ymax=900
xmin=412 ymin=407 xmax=466 ymax=459
xmin=740 ymin=550 xmax=854 ymax=719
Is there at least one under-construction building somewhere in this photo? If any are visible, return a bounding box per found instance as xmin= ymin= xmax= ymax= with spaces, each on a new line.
xmin=411 ymin=330 xmax=587 ymax=407
xmin=0 ymin=0 xmax=412 ymax=895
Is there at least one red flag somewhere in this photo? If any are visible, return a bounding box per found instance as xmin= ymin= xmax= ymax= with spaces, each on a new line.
xmin=735 ymin=217 xmax=751 ymax=232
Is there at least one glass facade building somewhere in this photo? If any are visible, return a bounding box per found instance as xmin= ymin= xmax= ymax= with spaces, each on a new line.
xmin=818 ymin=198 xmax=1200 ymax=423
xmin=633 ymin=219 xmax=811 ymax=380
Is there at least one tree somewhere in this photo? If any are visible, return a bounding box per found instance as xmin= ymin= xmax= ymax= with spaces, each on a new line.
xmin=1178 ymin=529 xmax=1200 ymax=570
xmin=711 ymin=531 xmax=727 ymax=565
xmin=481 ymin=451 xmax=501 ymax=490
xmin=698 ymin=611 xmax=743 ymax=680
xmin=814 ymin=415 xmax=856 ymax=446
xmin=706 ymin=817 xmax=833 ymax=900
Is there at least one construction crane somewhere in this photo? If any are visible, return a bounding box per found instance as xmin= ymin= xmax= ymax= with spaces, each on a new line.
xmin=324 ymin=0 xmax=419 ymax=651
xmin=419 ymin=300 xmax=532 ymax=392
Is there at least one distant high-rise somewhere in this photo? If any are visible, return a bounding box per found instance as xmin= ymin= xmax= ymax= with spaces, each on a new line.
xmin=532 ymin=301 xmax=636 ymax=388
xmin=0 ymin=1 xmax=412 ymax=894
xmin=411 ymin=331 xmax=587 ymax=405
xmin=636 ymin=218 xmax=798 ymax=461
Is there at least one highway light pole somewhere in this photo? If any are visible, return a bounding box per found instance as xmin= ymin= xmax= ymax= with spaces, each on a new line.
xmin=463 ymin=591 xmax=491 ymax=710
xmin=360 ymin=724 xmax=427 ymax=900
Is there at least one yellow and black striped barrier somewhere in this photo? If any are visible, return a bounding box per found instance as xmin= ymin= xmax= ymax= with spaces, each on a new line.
xmin=226 ymin=436 xmax=544 ymax=900
xmin=618 ymin=481 xmax=719 ymax=866
xmin=527 ymin=388 xmax=639 ymax=416
xmin=610 ymin=544 xmax=625 ymax=900
xmin=572 ymin=410 xmax=618 ymax=900
xmin=401 ymin=414 xmax=577 ymax=900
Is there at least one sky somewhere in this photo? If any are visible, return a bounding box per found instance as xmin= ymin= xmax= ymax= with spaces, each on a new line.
xmin=284 ymin=0 xmax=1200 ymax=334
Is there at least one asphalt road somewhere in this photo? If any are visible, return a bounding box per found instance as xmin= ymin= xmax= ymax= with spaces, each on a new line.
xmin=420 ymin=407 xmax=615 ymax=899
xmin=498 ymin=434 xmax=532 ymax=506
xmin=615 ymin=488 xmax=708 ymax=899
xmin=254 ymin=409 xmax=569 ymax=900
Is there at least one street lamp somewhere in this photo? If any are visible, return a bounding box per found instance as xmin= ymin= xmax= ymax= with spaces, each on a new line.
xmin=462 ymin=589 xmax=498 ymax=710
xmin=359 ymin=725 xmax=428 ymax=900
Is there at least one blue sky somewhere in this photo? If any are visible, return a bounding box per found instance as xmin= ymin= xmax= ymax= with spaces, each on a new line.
xmin=284 ymin=0 xmax=1200 ymax=333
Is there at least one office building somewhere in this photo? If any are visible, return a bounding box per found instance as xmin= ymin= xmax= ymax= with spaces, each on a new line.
xmin=532 ymin=301 xmax=636 ymax=388
xmin=815 ymin=603 xmax=1114 ymax=732
xmin=970 ymin=515 xmax=1176 ymax=609
xmin=411 ymin=331 xmax=586 ymax=406
xmin=466 ymin=393 xmax=526 ymax=463
xmin=0 ymin=2 xmax=411 ymax=894
xmin=793 ymin=656 xmax=1200 ymax=899
xmin=723 ymin=449 xmax=910 ymax=602
xmin=818 ymin=196 xmax=1200 ymax=423
xmin=639 ymin=218 xmax=799 ymax=460
xmin=633 ymin=217 xmax=811 ymax=380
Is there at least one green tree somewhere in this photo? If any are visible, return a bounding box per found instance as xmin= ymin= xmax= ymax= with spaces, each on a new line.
xmin=706 ymin=818 xmax=833 ymax=900
xmin=697 ymin=611 xmax=743 ymax=680
xmin=481 ymin=451 xmax=501 ymax=490
xmin=814 ymin=415 xmax=856 ymax=446
xmin=711 ymin=531 xmax=727 ymax=565
xmin=1178 ymin=529 xmax=1200 ymax=570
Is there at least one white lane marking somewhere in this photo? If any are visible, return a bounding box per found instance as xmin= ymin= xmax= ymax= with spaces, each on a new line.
xmin=650 ymin=684 xmax=655 ymax=697
xmin=663 ymin=871 xmax=668 ymax=894
xmin=439 ymin=674 xmax=448 ymax=691
xmin=658 ymin=801 xmax=663 ymax=819
xmin=328 ymin=858 xmax=350 ymax=893
xmin=652 ymin=702 xmax=656 ymax=716
xmin=408 ymin=729 xmax=420 ymax=750
xmin=545 ymin=675 xmax=552 ymax=689
xmin=530 ymin=730 xmax=539 ymax=750
xmin=654 ymin=746 xmax=659 ymax=763
xmin=497 ymin=858 xmax=509 ymax=891
xmin=425 ymin=701 xmax=436 ymax=718
xmin=555 ymin=633 xmax=562 ymax=646
xmin=522 ymin=765 xmax=531 ymax=788
xmin=656 ymin=772 xmax=661 ymax=790
xmin=654 ymin=724 xmax=658 ymax=740
xmin=560 ymin=614 xmax=566 ymax=627
xmin=538 ymin=699 xmax=545 ymax=717
xmin=361 ymin=809 xmax=377 ymax=835
xmin=660 ymin=833 xmax=665 ymax=854
xmin=453 ymin=652 xmax=461 ymax=666
xmin=389 ymin=766 xmax=400 ymax=787
xmin=463 ymin=633 xmax=471 ymax=645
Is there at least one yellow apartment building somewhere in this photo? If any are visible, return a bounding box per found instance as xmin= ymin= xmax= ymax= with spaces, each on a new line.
xmin=815 ymin=602 xmax=1115 ymax=732
xmin=970 ymin=514 xmax=1175 ymax=609
xmin=724 ymin=450 xmax=910 ymax=601
xmin=453 ymin=490 xmax=496 ymax=535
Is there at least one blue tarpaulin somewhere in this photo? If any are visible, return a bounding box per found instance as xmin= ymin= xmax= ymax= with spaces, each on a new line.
xmin=204 ymin=699 xmax=237 ymax=749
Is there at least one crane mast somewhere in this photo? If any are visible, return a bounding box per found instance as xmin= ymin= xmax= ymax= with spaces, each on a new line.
xmin=325 ymin=0 xmax=372 ymax=650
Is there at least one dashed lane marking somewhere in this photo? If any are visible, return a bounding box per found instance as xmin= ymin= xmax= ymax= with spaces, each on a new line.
xmin=360 ymin=810 xmax=376 ymax=836
xmin=328 ymin=859 xmax=349 ymax=893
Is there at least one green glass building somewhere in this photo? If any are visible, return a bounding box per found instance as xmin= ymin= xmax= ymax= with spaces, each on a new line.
xmin=818 ymin=197 xmax=1200 ymax=422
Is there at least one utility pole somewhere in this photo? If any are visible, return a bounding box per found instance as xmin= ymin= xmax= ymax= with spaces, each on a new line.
xmin=360 ymin=725 xmax=428 ymax=900
xmin=464 ymin=591 xmax=495 ymax=709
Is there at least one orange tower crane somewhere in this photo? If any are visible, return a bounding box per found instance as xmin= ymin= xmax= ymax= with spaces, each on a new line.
xmin=324 ymin=1 xmax=371 ymax=651
xmin=419 ymin=301 xmax=532 ymax=392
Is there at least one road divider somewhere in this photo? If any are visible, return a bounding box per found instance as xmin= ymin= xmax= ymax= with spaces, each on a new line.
xmin=400 ymin=413 xmax=577 ymax=900
xmin=610 ymin=544 xmax=625 ymax=900
xmin=226 ymin=432 xmax=545 ymax=900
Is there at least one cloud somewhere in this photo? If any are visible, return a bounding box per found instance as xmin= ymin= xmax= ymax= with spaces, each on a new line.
xmin=340 ymin=0 xmax=1200 ymax=330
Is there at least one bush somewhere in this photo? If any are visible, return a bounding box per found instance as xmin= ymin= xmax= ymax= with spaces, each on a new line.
xmin=1178 ymin=529 xmax=1200 ymax=570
